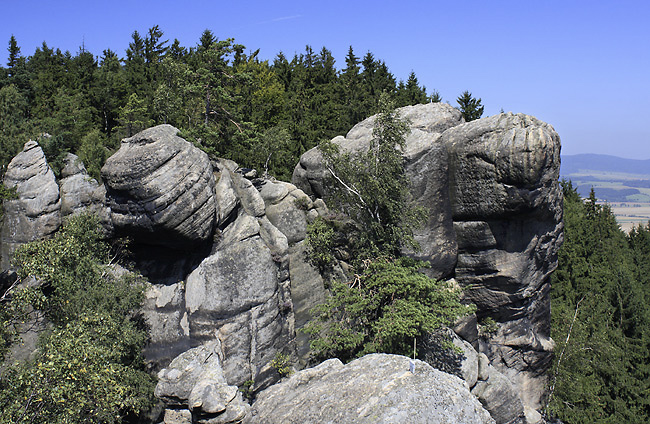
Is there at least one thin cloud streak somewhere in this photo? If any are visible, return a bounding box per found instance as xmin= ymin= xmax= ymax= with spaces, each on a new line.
xmin=270 ymin=15 xmax=302 ymax=22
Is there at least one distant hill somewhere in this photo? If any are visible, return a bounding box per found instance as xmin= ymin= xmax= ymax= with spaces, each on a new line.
xmin=561 ymin=154 xmax=650 ymax=203
xmin=561 ymin=154 xmax=650 ymax=177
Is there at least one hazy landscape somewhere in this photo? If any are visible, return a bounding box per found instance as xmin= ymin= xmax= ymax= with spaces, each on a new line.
xmin=561 ymin=154 xmax=650 ymax=231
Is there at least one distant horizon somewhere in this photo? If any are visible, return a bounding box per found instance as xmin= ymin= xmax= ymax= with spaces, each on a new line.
xmin=561 ymin=152 xmax=650 ymax=162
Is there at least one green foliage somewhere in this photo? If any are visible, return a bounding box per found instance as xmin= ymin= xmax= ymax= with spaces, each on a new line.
xmin=456 ymin=90 xmax=484 ymax=122
xmin=117 ymin=93 xmax=152 ymax=138
xmin=77 ymin=129 xmax=110 ymax=182
xmin=317 ymin=93 xmax=425 ymax=258
xmin=0 ymin=312 xmax=155 ymax=424
xmin=305 ymin=257 xmax=473 ymax=363
xmin=306 ymin=216 xmax=336 ymax=270
xmin=0 ymin=31 xmax=437 ymax=181
xmin=270 ymin=352 xmax=293 ymax=377
xmin=0 ymin=84 xmax=28 ymax=172
xmin=547 ymin=180 xmax=650 ymax=423
xmin=0 ymin=214 xmax=155 ymax=422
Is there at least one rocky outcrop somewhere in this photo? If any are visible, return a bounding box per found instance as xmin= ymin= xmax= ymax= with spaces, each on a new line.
xmin=1 ymin=140 xmax=61 ymax=269
xmin=59 ymin=153 xmax=112 ymax=234
xmin=1 ymin=107 xmax=562 ymax=422
xmin=445 ymin=113 xmax=561 ymax=419
xmin=422 ymin=329 xmax=526 ymax=424
xmin=101 ymin=125 xmax=216 ymax=248
xmin=293 ymin=104 xmax=563 ymax=421
xmin=247 ymin=353 xmax=495 ymax=424
xmin=155 ymin=341 xmax=250 ymax=424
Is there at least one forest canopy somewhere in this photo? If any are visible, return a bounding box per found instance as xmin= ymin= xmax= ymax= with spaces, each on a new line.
xmin=0 ymin=27 xmax=484 ymax=182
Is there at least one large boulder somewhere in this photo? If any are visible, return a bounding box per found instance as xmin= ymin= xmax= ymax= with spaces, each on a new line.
xmin=101 ymin=125 xmax=216 ymax=248
xmin=1 ymin=140 xmax=61 ymax=269
xmin=247 ymin=353 xmax=494 ymax=424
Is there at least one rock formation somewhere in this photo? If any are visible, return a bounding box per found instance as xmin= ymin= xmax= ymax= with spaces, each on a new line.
xmin=155 ymin=340 xmax=250 ymax=424
xmin=293 ymin=104 xmax=563 ymax=421
xmin=59 ymin=153 xmax=112 ymax=234
xmin=247 ymin=353 xmax=495 ymax=424
xmin=2 ymin=103 xmax=563 ymax=423
xmin=101 ymin=125 xmax=216 ymax=248
xmin=1 ymin=140 xmax=61 ymax=269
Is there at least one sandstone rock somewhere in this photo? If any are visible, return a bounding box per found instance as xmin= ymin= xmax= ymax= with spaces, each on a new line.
xmin=445 ymin=113 xmax=562 ymax=415
xmin=184 ymin=209 xmax=291 ymax=388
xmin=1 ymin=140 xmax=60 ymax=269
xmin=444 ymin=113 xmax=561 ymax=221
xmin=142 ymin=281 xmax=191 ymax=369
xmin=471 ymin=364 xmax=526 ymax=424
xmin=421 ymin=329 xmax=478 ymax=389
xmin=291 ymin=106 xmax=562 ymax=419
xmin=287 ymin=241 xmax=328 ymax=365
xmin=101 ymin=125 xmax=216 ymax=248
xmin=214 ymin=168 xmax=239 ymax=227
xmin=230 ymin=173 xmax=265 ymax=218
xmin=155 ymin=340 xmax=250 ymax=423
xmin=264 ymin=185 xmax=310 ymax=244
xmin=248 ymin=353 xmax=494 ymax=424
xmin=58 ymin=153 xmax=112 ymax=234
xmin=186 ymin=231 xmax=277 ymax=319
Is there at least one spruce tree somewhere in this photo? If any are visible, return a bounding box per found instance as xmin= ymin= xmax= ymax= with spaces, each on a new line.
xmin=456 ymin=90 xmax=484 ymax=121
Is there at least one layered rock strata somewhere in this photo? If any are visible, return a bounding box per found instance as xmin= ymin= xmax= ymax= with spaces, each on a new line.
xmin=101 ymin=125 xmax=216 ymax=248
xmin=1 ymin=140 xmax=61 ymax=269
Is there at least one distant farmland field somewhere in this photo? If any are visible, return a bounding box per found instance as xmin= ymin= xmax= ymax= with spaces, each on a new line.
xmin=607 ymin=203 xmax=650 ymax=232
xmin=561 ymin=154 xmax=650 ymax=232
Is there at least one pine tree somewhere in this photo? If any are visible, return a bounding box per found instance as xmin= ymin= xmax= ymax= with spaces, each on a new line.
xmin=456 ymin=90 xmax=484 ymax=121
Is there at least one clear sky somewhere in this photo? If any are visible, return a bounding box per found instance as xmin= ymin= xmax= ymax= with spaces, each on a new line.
xmin=2 ymin=0 xmax=649 ymax=159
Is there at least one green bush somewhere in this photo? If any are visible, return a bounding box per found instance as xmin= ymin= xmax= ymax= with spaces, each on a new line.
xmin=305 ymin=257 xmax=473 ymax=363
xmin=306 ymin=216 xmax=335 ymax=270
xmin=0 ymin=214 xmax=155 ymax=423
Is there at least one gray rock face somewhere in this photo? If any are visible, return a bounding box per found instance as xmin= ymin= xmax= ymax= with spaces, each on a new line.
xmin=248 ymin=353 xmax=494 ymax=424
xmin=59 ymin=153 xmax=113 ymax=235
xmin=1 ymin=141 xmax=61 ymax=269
xmin=446 ymin=113 xmax=562 ymax=415
xmin=155 ymin=340 xmax=250 ymax=424
xmin=101 ymin=125 xmax=216 ymax=248
xmin=185 ymin=210 xmax=289 ymax=388
xmin=292 ymin=106 xmax=563 ymax=419
xmin=472 ymin=364 xmax=526 ymax=424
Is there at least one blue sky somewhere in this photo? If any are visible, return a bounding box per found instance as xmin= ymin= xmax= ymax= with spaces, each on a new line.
xmin=2 ymin=0 xmax=649 ymax=159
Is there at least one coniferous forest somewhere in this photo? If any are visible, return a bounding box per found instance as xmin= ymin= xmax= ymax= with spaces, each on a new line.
xmin=0 ymin=26 xmax=441 ymax=183
xmin=1 ymin=26 xmax=650 ymax=423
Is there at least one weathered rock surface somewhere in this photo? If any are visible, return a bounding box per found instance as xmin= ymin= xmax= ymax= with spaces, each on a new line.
xmin=59 ymin=153 xmax=112 ymax=234
xmin=185 ymin=208 xmax=291 ymax=388
xmin=472 ymin=364 xmax=526 ymax=424
xmin=247 ymin=353 xmax=495 ymax=424
xmin=101 ymin=125 xmax=216 ymax=248
xmin=293 ymin=105 xmax=563 ymax=419
xmin=1 ymin=140 xmax=61 ymax=269
xmin=155 ymin=340 xmax=250 ymax=424
xmin=446 ymin=113 xmax=562 ymax=416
